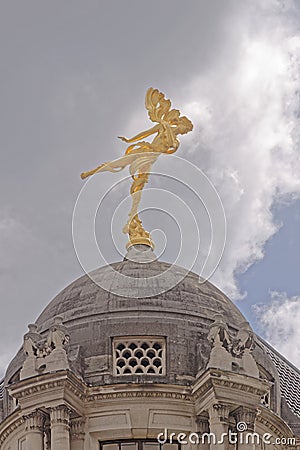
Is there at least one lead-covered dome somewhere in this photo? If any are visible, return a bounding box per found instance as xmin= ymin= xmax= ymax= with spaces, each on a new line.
xmin=5 ymin=246 xmax=248 ymax=387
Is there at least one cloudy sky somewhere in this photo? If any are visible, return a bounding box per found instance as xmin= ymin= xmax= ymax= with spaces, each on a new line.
xmin=1 ymin=0 xmax=300 ymax=378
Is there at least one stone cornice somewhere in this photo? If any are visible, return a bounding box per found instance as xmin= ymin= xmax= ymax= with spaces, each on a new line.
xmin=9 ymin=370 xmax=86 ymax=402
xmin=257 ymin=407 xmax=296 ymax=440
xmin=9 ymin=371 xmax=194 ymax=410
xmin=2 ymin=368 xmax=298 ymax=445
xmin=7 ymin=368 xmax=272 ymax=408
xmin=192 ymin=369 xmax=270 ymax=401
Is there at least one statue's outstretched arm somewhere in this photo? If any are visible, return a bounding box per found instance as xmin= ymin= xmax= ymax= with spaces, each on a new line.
xmin=119 ymin=124 xmax=160 ymax=143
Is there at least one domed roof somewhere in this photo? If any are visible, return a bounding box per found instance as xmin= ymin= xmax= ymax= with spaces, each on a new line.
xmin=6 ymin=246 xmax=247 ymax=385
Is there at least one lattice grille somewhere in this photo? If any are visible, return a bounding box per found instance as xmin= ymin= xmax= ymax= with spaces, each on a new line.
xmin=113 ymin=337 xmax=166 ymax=375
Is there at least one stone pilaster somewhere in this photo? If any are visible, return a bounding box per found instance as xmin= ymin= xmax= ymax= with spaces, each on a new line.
xmin=196 ymin=415 xmax=210 ymax=450
xmin=24 ymin=409 xmax=46 ymax=450
xmin=208 ymin=403 xmax=231 ymax=450
xmin=70 ymin=417 xmax=85 ymax=450
xmin=232 ymin=407 xmax=257 ymax=450
xmin=50 ymin=405 xmax=71 ymax=450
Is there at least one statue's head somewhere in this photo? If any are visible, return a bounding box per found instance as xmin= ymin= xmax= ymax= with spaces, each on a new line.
xmin=177 ymin=116 xmax=193 ymax=135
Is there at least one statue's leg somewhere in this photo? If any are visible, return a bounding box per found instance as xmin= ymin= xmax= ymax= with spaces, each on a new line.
xmin=125 ymin=142 xmax=152 ymax=155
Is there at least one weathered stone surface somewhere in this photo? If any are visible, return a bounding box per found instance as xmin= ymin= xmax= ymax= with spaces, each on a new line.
xmin=4 ymin=248 xmax=254 ymax=389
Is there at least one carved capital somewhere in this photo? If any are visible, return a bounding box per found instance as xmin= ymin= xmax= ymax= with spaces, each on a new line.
xmin=232 ymin=406 xmax=257 ymax=432
xmin=211 ymin=403 xmax=231 ymax=423
xmin=50 ymin=405 xmax=72 ymax=430
xmin=196 ymin=415 xmax=210 ymax=433
xmin=24 ymin=409 xmax=46 ymax=432
xmin=70 ymin=417 xmax=86 ymax=441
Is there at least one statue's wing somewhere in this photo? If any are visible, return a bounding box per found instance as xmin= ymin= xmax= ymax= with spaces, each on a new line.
xmin=145 ymin=87 xmax=174 ymax=123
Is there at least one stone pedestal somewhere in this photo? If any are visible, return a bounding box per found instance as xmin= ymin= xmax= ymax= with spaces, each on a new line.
xmin=41 ymin=348 xmax=69 ymax=373
xmin=207 ymin=342 xmax=232 ymax=371
xmin=208 ymin=403 xmax=230 ymax=450
xmin=241 ymin=350 xmax=259 ymax=378
xmin=20 ymin=356 xmax=37 ymax=380
xmin=24 ymin=410 xmax=46 ymax=450
xmin=50 ymin=405 xmax=71 ymax=450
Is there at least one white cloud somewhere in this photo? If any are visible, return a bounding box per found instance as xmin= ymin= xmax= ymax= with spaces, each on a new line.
xmin=254 ymin=291 xmax=300 ymax=368
xmin=174 ymin=0 xmax=300 ymax=298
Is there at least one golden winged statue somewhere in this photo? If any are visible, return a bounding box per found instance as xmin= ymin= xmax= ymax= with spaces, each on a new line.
xmin=81 ymin=88 xmax=193 ymax=249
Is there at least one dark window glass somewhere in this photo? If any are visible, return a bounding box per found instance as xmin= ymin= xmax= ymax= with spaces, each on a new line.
xmin=102 ymin=444 xmax=119 ymax=450
xmin=100 ymin=440 xmax=180 ymax=450
xmin=121 ymin=444 xmax=138 ymax=450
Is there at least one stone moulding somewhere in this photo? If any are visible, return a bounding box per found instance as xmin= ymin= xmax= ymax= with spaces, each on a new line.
xmin=257 ymin=409 xmax=296 ymax=441
xmin=87 ymin=390 xmax=192 ymax=402
xmin=0 ymin=413 xmax=24 ymax=446
xmin=3 ymin=368 xmax=298 ymax=448
xmin=8 ymin=370 xmax=86 ymax=402
xmin=192 ymin=368 xmax=270 ymax=401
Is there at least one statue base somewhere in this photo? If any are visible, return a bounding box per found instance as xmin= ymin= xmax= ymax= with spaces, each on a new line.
xmin=126 ymin=236 xmax=154 ymax=250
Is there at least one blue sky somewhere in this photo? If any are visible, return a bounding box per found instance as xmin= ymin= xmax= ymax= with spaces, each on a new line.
xmin=237 ymin=199 xmax=300 ymax=365
xmin=239 ymin=199 xmax=300 ymax=324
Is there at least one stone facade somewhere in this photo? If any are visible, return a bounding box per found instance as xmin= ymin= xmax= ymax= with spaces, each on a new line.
xmin=0 ymin=246 xmax=299 ymax=449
